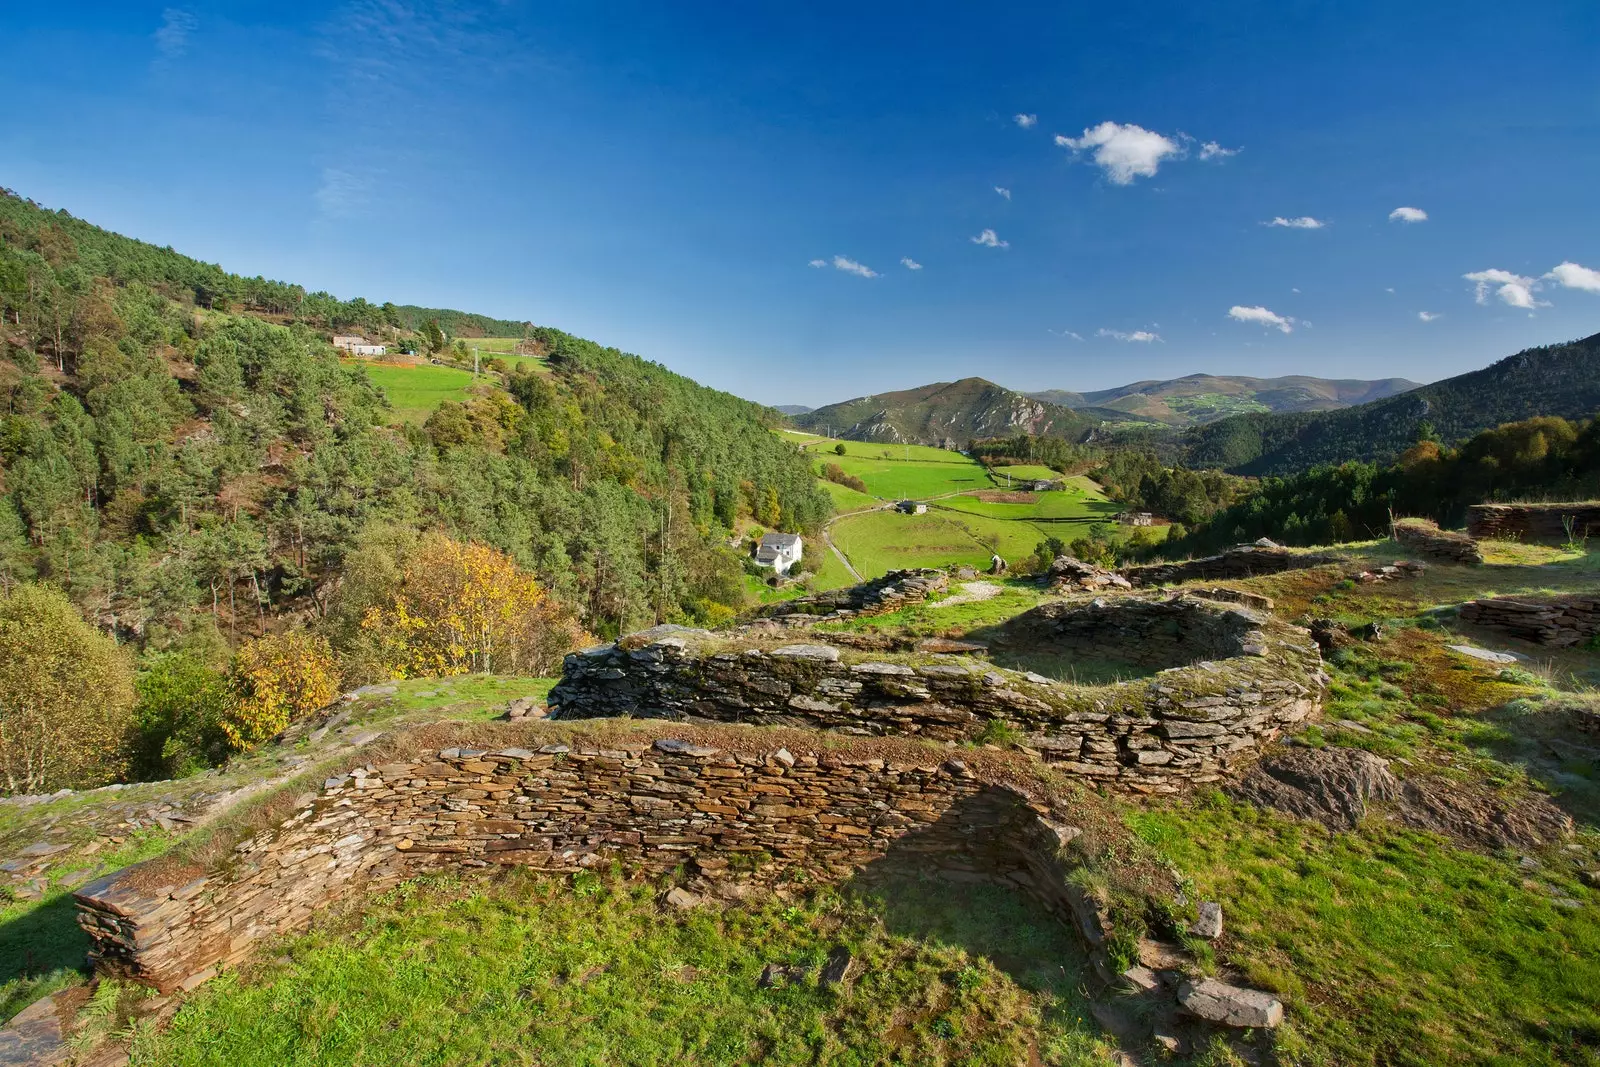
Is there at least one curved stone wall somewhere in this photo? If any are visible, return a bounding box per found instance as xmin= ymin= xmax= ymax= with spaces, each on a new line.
xmin=74 ymin=729 xmax=1095 ymax=995
xmin=1467 ymin=503 xmax=1600 ymax=545
xmin=550 ymin=595 xmax=1326 ymax=791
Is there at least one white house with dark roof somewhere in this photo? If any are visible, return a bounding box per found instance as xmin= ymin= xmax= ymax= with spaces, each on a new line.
xmin=755 ymin=532 xmax=803 ymax=574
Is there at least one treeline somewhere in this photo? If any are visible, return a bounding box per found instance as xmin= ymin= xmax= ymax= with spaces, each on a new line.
xmin=0 ymin=189 xmax=525 ymax=338
xmin=1163 ymin=414 xmax=1600 ymax=555
xmin=1092 ymin=451 xmax=1251 ymax=528
xmin=969 ymin=434 xmax=1097 ymax=472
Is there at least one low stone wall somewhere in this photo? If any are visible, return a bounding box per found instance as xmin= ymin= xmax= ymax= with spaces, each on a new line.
xmin=74 ymin=731 xmax=1092 ymax=995
xmin=549 ymin=596 xmax=1325 ymax=792
xmin=1118 ymin=546 xmax=1339 ymax=588
xmin=1460 ymin=594 xmax=1600 ymax=647
xmin=756 ymin=569 xmax=949 ymax=622
xmin=1392 ymin=519 xmax=1483 ymax=564
xmin=1466 ymin=503 xmax=1600 ymax=544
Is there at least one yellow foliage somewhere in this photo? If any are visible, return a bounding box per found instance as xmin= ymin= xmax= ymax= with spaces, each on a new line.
xmin=361 ymin=532 xmax=592 ymax=679
xmin=222 ymin=632 xmax=339 ymax=750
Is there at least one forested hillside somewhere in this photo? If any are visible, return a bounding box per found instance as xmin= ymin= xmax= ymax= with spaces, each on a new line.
xmin=1184 ymin=334 xmax=1600 ymax=473
xmin=1030 ymin=373 xmax=1419 ymax=426
xmin=794 ymin=377 xmax=1144 ymax=445
xmin=0 ymin=189 xmax=826 ymax=651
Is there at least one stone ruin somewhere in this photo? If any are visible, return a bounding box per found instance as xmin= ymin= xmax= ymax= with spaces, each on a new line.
xmin=549 ymin=594 xmax=1326 ymax=793
xmin=1467 ymin=502 xmax=1600 ymax=544
xmin=755 ymin=568 xmax=949 ymax=624
xmin=1460 ymin=593 xmax=1600 ymax=647
xmin=1392 ymin=518 xmax=1483 ymax=564
xmin=70 ymin=724 xmax=1288 ymax=1045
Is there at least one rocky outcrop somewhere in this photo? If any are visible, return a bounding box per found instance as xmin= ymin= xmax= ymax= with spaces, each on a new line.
xmin=1460 ymin=594 xmax=1600 ymax=647
xmin=1118 ymin=545 xmax=1339 ymax=588
xmin=756 ymin=569 xmax=949 ymax=623
xmin=1228 ymin=746 xmax=1399 ymax=830
xmin=1467 ymin=503 xmax=1600 ymax=544
xmin=1229 ymin=745 xmax=1573 ymax=849
xmin=549 ymin=597 xmax=1326 ymax=793
xmin=1046 ymin=556 xmax=1131 ymax=593
xmin=1392 ymin=519 xmax=1482 ymax=564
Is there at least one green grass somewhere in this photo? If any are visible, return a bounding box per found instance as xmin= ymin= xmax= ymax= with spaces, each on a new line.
xmin=131 ymin=869 xmax=1116 ymax=1066
xmin=940 ymin=492 xmax=1119 ymax=524
xmin=818 ymin=479 xmax=881 ymax=511
xmin=814 ymin=453 xmax=990 ymax=503
xmin=827 ymin=510 xmax=1050 ymax=579
xmin=1128 ymin=795 xmax=1600 ymax=1067
xmin=354 ymin=361 xmax=487 ymax=423
xmin=984 ymin=464 xmax=1061 ymax=483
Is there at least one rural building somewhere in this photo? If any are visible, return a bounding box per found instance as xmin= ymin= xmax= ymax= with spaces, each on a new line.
xmin=1119 ymin=511 xmax=1155 ymax=526
xmin=755 ymin=532 xmax=803 ymax=573
xmin=896 ymin=500 xmax=928 ymax=515
xmin=1027 ymin=479 xmax=1060 ymax=492
xmin=332 ymin=335 xmax=388 ymax=356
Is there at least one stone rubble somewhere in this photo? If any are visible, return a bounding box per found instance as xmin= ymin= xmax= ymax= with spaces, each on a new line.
xmin=1392 ymin=519 xmax=1483 ymax=564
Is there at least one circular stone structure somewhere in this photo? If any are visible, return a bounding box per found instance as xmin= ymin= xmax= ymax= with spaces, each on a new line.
xmin=550 ymin=594 xmax=1326 ymax=791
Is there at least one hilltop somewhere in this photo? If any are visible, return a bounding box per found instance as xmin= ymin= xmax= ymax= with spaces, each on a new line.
xmin=1029 ymin=373 xmax=1420 ymax=426
xmin=1184 ymin=333 xmax=1600 ymax=473
xmin=793 ymin=377 xmax=1146 ymax=446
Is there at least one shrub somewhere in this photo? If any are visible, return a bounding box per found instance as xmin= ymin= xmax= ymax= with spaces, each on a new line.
xmin=132 ymin=649 xmax=232 ymax=778
xmin=0 ymin=584 xmax=136 ymax=794
xmin=222 ymin=632 xmax=339 ymax=749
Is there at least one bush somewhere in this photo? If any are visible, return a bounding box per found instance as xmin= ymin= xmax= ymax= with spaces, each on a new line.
xmin=222 ymin=632 xmax=339 ymax=750
xmin=0 ymin=584 xmax=136 ymax=794
xmin=131 ymin=648 xmax=232 ymax=778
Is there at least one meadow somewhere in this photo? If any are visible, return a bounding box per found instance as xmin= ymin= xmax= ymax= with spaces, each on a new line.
xmin=351 ymin=361 xmax=486 ymax=423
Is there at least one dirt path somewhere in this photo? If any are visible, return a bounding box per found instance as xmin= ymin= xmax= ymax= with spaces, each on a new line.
xmin=821 ymin=504 xmax=881 ymax=581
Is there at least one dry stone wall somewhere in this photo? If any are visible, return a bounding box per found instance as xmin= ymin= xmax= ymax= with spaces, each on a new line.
xmin=549 ymin=596 xmax=1326 ymax=792
xmin=1460 ymin=594 xmax=1600 ymax=647
xmin=1467 ymin=503 xmax=1600 ymax=544
xmin=1118 ymin=545 xmax=1339 ymax=588
xmin=756 ymin=569 xmax=949 ymax=623
xmin=74 ymin=732 xmax=1091 ymax=996
xmin=1392 ymin=519 xmax=1483 ymax=564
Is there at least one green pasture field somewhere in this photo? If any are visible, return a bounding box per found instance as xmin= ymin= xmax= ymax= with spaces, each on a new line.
xmin=353 ymin=361 xmax=486 ymax=423
xmin=984 ymin=463 xmax=1062 ymax=483
xmin=815 ymin=451 xmax=989 ymax=500
xmin=939 ymin=490 xmax=1119 ymax=523
xmin=818 ymin=479 xmax=881 ymax=511
xmin=828 ymin=509 xmax=1050 ymax=578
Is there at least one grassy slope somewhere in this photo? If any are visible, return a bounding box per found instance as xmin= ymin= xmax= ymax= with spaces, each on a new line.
xmin=132 ymin=869 xmax=1115 ymax=1067
xmin=0 ymin=676 xmax=555 ymax=1024
xmin=352 ymin=361 xmax=485 ymax=424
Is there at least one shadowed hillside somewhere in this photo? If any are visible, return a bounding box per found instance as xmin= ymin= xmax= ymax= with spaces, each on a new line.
xmin=1182 ymin=334 xmax=1600 ymax=473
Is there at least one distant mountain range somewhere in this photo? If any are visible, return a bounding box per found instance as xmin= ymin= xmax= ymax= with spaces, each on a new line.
xmin=791 ymin=378 xmax=1150 ymax=446
xmin=1028 ymin=374 xmax=1420 ymax=427
xmin=772 ymin=404 xmax=813 ymax=415
xmin=1183 ymin=332 xmax=1600 ymax=474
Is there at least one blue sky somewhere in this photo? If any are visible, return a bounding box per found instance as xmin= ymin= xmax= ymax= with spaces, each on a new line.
xmin=3 ymin=1 xmax=1598 ymax=407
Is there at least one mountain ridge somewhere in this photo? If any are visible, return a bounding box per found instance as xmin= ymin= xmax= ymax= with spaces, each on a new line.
xmin=1029 ymin=373 xmax=1421 ymax=426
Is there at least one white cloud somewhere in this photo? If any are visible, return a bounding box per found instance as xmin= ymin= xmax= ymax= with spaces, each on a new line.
xmin=831 ymin=255 xmax=878 ymax=278
xmin=808 ymin=259 xmax=827 ymax=268
xmin=315 ymin=167 xmax=376 ymax=218
xmin=1228 ymin=305 xmax=1296 ymax=333
xmin=971 ymin=228 xmax=1009 ymax=248
xmin=995 ymin=186 xmax=1011 ymax=200
xmin=1048 ymin=328 xmax=1085 ymax=341
xmin=900 ymin=257 xmax=922 ymax=271
xmin=1097 ymin=328 xmax=1161 ymax=343
xmin=1418 ymin=311 xmax=1441 ymax=322
xmin=1264 ymin=216 xmax=1326 ymax=229
xmin=1463 ymin=269 xmax=1546 ymax=309
xmin=1199 ymin=141 xmax=1239 ymax=160
xmin=1014 ymin=113 xmax=1038 ymax=128
xmin=1389 ymin=206 xmax=1428 ymax=223
xmin=155 ymin=8 xmax=197 ymax=59
xmin=1545 ymin=261 xmax=1600 ymax=293
xmin=1056 ymin=121 xmax=1182 ymax=184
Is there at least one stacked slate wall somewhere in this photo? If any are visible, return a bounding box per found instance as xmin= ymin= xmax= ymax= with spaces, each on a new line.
xmin=1466 ymin=503 xmax=1600 ymax=544
xmin=1459 ymin=594 xmax=1600 ymax=647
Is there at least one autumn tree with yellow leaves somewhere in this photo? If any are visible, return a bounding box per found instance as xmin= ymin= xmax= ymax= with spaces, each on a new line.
xmin=221 ymin=632 xmax=339 ymax=749
xmin=361 ymin=533 xmax=591 ymax=679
